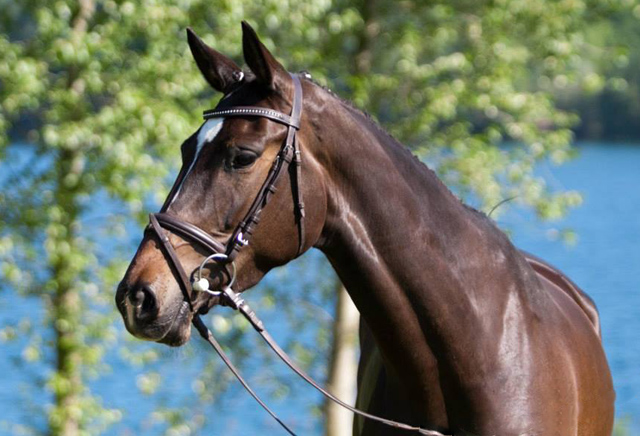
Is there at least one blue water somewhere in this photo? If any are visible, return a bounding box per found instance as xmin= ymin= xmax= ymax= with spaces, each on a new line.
xmin=0 ymin=143 xmax=639 ymax=434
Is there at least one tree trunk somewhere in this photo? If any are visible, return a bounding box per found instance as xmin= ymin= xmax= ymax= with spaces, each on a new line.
xmin=49 ymin=4 xmax=95 ymax=433
xmin=324 ymin=283 xmax=360 ymax=436
xmin=49 ymin=150 xmax=84 ymax=436
xmin=51 ymin=284 xmax=82 ymax=436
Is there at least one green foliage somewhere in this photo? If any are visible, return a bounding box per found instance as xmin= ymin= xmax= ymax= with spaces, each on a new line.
xmin=0 ymin=0 xmax=636 ymax=435
xmin=613 ymin=417 xmax=635 ymax=436
xmin=560 ymin=7 xmax=640 ymax=140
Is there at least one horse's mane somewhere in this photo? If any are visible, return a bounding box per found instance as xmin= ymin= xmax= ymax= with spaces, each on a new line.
xmin=301 ymin=73 xmax=400 ymax=146
xmin=301 ymin=73 xmax=489 ymax=220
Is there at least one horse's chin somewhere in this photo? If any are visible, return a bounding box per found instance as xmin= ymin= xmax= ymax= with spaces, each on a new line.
xmin=157 ymin=322 xmax=192 ymax=347
xmin=155 ymin=300 xmax=194 ymax=347
xmin=156 ymin=295 xmax=219 ymax=346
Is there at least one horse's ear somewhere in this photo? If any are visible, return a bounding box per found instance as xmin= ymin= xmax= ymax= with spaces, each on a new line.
xmin=187 ymin=28 xmax=242 ymax=93
xmin=241 ymin=21 xmax=288 ymax=91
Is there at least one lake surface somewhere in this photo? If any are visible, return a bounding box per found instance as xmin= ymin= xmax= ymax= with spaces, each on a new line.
xmin=0 ymin=142 xmax=638 ymax=434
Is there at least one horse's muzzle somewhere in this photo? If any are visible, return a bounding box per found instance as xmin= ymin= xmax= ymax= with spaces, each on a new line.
xmin=115 ymin=280 xmax=190 ymax=345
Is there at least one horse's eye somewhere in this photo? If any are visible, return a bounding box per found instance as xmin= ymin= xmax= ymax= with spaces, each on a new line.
xmin=232 ymin=151 xmax=258 ymax=169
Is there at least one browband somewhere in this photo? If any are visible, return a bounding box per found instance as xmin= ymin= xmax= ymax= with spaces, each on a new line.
xmin=203 ymin=106 xmax=300 ymax=129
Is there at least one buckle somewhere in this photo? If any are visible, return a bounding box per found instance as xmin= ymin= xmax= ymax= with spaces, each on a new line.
xmin=236 ymin=231 xmax=249 ymax=246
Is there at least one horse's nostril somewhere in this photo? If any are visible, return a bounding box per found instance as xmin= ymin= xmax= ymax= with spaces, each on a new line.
xmin=132 ymin=289 xmax=145 ymax=307
xmin=129 ymin=283 xmax=158 ymax=319
xmin=141 ymin=288 xmax=156 ymax=314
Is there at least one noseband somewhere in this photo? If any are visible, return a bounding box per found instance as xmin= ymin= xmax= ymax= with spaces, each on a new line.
xmin=145 ymin=73 xmax=446 ymax=436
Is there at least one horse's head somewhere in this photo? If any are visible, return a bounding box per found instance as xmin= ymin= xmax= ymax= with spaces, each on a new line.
xmin=116 ymin=23 xmax=327 ymax=346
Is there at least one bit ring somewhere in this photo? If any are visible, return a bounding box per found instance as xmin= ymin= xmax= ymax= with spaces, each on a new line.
xmin=192 ymin=253 xmax=237 ymax=296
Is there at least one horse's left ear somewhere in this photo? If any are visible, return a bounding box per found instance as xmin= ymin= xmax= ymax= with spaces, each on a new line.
xmin=241 ymin=21 xmax=289 ymax=91
xmin=187 ymin=28 xmax=243 ymax=93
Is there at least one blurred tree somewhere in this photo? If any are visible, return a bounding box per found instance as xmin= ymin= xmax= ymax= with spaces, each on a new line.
xmin=612 ymin=418 xmax=633 ymax=436
xmin=0 ymin=1 xmax=232 ymax=434
xmin=558 ymin=8 xmax=640 ymax=141
xmin=324 ymin=283 xmax=359 ymax=435
xmin=0 ymin=0 xmax=635 ymax=435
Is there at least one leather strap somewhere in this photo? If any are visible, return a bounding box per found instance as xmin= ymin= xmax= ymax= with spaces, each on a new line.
xmin=149 ymin=213 xmax=194 ymax=309
xmin=192 ymin=315 xmax=296 ymax=436
xmin=288 ymin=76 xmax=305 ymax=255
xmin=257 ymin=330 xmax=446 ymax=435
xmin=205 ymin=73 xmax=305 ymax=260
xmin=154 ymin=213 xmax=227 ymax=255
xmin=226 ymin=139 xmax=294 ymax=260
xmin=196 ymin=288 xmax=449 ymax=436
xmin=291 ymin=135 xmax=305 ymax=255
xmin=203 ymin=106 xmax=300 ymax=129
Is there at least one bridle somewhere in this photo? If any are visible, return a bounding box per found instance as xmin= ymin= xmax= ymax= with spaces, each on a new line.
xmin=145 ymin=73 xmax=448 ymax=436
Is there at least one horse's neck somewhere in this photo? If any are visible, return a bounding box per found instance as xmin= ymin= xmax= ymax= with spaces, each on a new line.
xmin=314 ymin=99 xmax=529 ymax=379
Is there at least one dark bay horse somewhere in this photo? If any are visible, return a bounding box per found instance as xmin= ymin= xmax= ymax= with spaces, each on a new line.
xmin=116 ymin=23 xmax=614 ymax=435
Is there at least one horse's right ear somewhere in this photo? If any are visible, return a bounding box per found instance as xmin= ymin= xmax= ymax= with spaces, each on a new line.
xmin=187 ymin=28 xmax=243 ymax=93
xmin=241 ymin=21 xmax=288 ymax=91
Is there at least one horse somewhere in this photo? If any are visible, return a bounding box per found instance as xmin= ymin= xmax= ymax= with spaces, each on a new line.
xmin=116 ymin=22 xmax=614 ymax=435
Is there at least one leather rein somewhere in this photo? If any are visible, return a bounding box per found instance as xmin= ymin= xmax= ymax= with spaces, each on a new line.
xmin=146 ymin=73 xmax=447 ymax=436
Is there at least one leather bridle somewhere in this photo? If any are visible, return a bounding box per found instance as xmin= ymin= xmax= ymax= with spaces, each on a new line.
xmin=145 ymin=73 xmax=447 ymax=436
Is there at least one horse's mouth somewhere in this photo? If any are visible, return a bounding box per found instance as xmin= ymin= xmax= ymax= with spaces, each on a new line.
xmin=155 ymin=300 xmax=193 ymax=346
xmin=194 ymin=296 xmax=221 ymax=315
xmin=154 ymin=293 xmax=222 ymax=346
xmin=116 ymin=283 xmax=223 ymax=347
xmin=118 ymin=298 xmax=193 ymax=347
xmin=157 ymin=327 xmax=191 ymax=346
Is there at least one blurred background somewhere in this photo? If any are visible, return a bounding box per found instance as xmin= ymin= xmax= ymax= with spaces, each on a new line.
xmin=1 ymin=0 xmax=639 ymax=435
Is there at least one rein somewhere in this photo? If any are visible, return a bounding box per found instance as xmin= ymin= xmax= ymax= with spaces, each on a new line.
xmin=146 ymin=73 xmax=448 ymax=436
